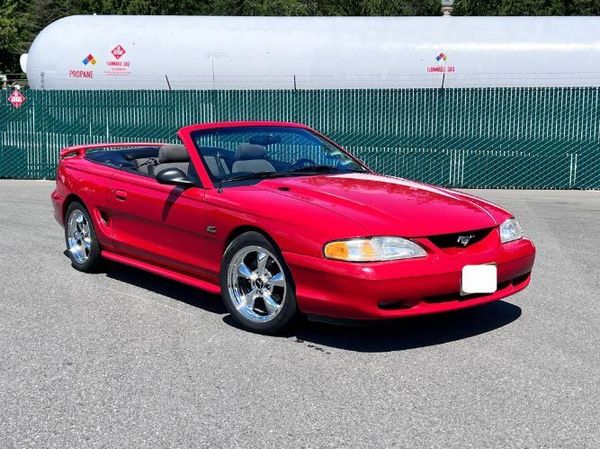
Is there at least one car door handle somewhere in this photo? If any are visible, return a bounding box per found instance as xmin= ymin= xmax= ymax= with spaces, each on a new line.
xmin=114 ymin=190 xmax=128 ymax=201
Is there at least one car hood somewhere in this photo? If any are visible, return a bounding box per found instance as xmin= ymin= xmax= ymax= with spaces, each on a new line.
xmin=260 ymin=173 xmax=505 ymax=237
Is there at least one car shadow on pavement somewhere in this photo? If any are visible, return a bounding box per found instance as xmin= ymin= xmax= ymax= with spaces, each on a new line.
xmin=291 ymin=301 xmax=522 ymax=353
xmin=98 ymin=257 xmax=521 ymax=352
xmin=103 ymin=262 xmax=227 ymax=315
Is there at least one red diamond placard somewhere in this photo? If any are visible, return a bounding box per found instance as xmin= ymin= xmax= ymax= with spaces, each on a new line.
xmin=111 ymin=44 xmax=126 ymax=60
xmin=7 ymin=89 xmax=26 ymax=109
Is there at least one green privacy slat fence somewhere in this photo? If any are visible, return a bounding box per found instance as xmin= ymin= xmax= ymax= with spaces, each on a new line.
xmin=1 ymin=88 xmax=599 ymax=188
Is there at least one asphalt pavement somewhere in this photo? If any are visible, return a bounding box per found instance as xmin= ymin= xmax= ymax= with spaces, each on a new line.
xmin=0 ymin=180 xmax=598 ymax=448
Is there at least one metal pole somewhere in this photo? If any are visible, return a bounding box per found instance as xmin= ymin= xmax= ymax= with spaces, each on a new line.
xmin=441 ymin=0 xmax=454 ymax=16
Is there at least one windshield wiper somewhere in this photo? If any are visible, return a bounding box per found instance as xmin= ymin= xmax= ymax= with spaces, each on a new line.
xmin=220 ymin=171 xmax=286 ymax=183
xmin=218 ymin=166 xmax=367 ymax=191
xmin=285 ymin=165 xmax=366 ymax=175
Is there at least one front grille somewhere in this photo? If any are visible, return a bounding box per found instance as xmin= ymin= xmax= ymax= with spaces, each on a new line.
xmin=428 ymin=227 xmax=494 ymax=249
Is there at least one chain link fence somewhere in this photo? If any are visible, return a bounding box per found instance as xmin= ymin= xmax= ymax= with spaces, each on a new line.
xmin=1 ymin=88 xmax=599 ymax=188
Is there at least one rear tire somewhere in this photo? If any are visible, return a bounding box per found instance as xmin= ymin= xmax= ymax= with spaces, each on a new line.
xmin=220 ymin=232 xmax=298 ymax=334
xmin=64 ymin=201 xmax=102 ymax=272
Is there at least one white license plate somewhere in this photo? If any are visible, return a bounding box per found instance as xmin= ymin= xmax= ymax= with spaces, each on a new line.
xmin=461 ymin=264 xmax=497 ymax=296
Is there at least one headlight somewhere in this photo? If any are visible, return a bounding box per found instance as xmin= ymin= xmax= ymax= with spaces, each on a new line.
xmin=500 ymin=218 xmax=523 ymax=243
xmin=324 ymin=237 xmax=427 ymax=262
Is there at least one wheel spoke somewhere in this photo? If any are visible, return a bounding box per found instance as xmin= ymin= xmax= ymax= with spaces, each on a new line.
xmin=267 ymin=272 xmax=285 ymax=288
xmin=239 ymin=288 xmax=259 ymax=310
xmin=262 ymin=291 xmax=280 ymax=314
xmin=256 ymin=251 xmax=268 ymax=275
xmin=83 ymin=237 xmax=92 ymax=250
xmin=238 ymin=262 xmax=253 ymax=280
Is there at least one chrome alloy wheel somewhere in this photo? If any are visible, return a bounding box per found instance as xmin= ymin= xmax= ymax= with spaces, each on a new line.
xmin=226 ymin=245 xmax=287 ymax=323
xmin=67 ymin=210 xmax=92 ymax=264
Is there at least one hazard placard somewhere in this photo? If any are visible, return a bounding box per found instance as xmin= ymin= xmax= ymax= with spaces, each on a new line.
xmin=7 ymin=89 xmax=26 ymax=109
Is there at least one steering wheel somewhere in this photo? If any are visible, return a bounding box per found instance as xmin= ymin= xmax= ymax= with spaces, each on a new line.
xmin=288 ymin=158 xmax=318 ymax=171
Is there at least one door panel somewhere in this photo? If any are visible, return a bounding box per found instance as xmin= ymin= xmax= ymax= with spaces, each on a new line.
xmin=107 ymin=171 xmax=210 ymax=278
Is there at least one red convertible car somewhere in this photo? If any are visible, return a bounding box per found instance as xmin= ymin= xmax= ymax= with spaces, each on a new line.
xmin=51 ymin=121 xmax=535 ymax=334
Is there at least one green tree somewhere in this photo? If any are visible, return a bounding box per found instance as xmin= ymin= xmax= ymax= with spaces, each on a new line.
xmin=358 ymin=0 xmax=441 ymax=15
xmin=452 ymin=0 xmax=600 ymax=15
xmin=0 ymin=0 xmax=33 ymax=73
xmin=209 ymin=0 xmax=310 ymax=16
xmin=566 ymin=0 xmax=600 ymax=14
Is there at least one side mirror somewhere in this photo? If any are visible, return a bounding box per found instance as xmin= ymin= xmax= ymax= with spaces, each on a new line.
xmin=156 ymin=168 xmax=196 ymax=187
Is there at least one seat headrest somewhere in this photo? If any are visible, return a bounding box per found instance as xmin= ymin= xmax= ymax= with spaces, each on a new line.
xmin=158 ymin=144 xmax=189 ymax=163
xmin=235 ymin=144 xmax=266 ymax=161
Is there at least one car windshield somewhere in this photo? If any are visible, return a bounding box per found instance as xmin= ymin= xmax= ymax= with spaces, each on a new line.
xmin=190 ymin=126 xmax=368 ymax=184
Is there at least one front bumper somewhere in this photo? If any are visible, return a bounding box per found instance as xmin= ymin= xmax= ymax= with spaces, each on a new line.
xmin=283 ymin=234 xmax=536 ymax=320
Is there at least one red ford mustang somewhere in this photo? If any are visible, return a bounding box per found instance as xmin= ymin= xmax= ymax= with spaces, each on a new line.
xmin=51 ymin=121 xmax=535 ymax=334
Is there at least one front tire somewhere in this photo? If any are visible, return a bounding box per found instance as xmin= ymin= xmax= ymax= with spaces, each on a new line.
xmin=220 ymin=232 xmax=298 ymax=334
xmin=65 ymin=201 xmax=102 ymax=272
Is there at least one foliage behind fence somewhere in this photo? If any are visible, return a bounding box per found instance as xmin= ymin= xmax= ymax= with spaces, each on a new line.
xmin=1 ymin=88 xmax=599 ymax=188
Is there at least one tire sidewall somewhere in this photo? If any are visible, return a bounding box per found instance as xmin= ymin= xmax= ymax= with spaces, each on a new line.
xmin=64 ymin=201 xmax=101 ymax=272
xmin=220 ymin=231 xmax=297 ymax=334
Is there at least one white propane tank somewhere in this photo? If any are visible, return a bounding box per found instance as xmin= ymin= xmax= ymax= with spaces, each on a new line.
xmin=25 ymin=15 xmax=600 ymax=90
